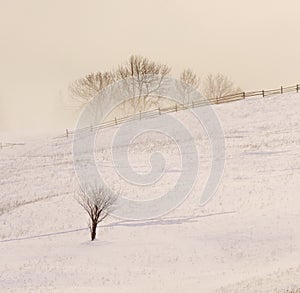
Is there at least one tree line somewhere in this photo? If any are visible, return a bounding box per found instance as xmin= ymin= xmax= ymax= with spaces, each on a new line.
xmin=69 ymin=55 xmax=242 ymax=116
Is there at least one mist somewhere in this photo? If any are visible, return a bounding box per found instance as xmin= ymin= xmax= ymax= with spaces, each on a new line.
xmin=1 ymin=0 xmax=300 ymax=132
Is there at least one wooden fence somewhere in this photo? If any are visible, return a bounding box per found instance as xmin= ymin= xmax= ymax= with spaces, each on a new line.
xmin=62 ymin=83 xmax=299 ymax=138
xmin=0 ymin=142 xmax=25 ymax=150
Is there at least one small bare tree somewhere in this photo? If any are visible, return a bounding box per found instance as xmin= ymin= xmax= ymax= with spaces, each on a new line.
xmin=180 ymin=68 xmax=200 ymax=104
xmin=77 ymin=185 xmax=118 ymax=241
xmin=202 ymin=73 xmax=242 ymax=102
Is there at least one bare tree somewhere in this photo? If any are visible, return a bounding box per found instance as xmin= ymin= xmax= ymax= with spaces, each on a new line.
xmin=180 ymin=69 xmax=200 ymax=104
xmin=69 ymin=55 xmax=171 ymax=116
xmin=115 ymin=55 xmax=171 ymax=115
xmin=202 ymin=73 xmax=242 ymax=102
xmin=69 ymin=71 xmax=115 ymax=107
xmin=76 ymin=185 xmax=118 ymax=241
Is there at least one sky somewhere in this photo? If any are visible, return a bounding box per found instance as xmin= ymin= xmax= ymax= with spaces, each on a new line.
xmin=0 ymin=0 xmax=299 ymax=131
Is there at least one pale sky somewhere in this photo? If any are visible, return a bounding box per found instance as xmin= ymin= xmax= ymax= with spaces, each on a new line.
xmin=0 ymin=0 xmax=299 ymax=131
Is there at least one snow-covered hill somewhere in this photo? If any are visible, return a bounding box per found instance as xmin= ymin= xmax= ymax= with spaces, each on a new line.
xmin=0 ymin=93 xmax=299 ymax=292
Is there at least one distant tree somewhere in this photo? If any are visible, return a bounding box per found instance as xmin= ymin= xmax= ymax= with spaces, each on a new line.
xmin=69 ymin=55 xmax=171 ymax=116
xmin=202 ymin=73 xmax=242 ymax=102
xmin=76 ymin=185 xmax=118 ymax=241
xmin=180 ymin=69 xmax=200 ymax=104
xmin=69 ymin=71 xmax=116 ymax=106
xmin=116 ymin=55 xmax=171 ymax=114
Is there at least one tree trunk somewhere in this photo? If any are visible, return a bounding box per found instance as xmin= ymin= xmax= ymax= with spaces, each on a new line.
xmin=90 ymin=221 xmax=97 ymax=241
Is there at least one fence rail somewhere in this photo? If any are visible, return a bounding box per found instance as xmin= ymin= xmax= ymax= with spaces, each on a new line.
xmin=0 ymin=142 xmax=25 ymax=150
xmin=60 ymin=83 xmax=300 ymax=139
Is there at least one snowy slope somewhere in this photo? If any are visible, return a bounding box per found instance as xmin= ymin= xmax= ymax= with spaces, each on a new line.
xmin=0 ymin=93 xmax=299 ymax=292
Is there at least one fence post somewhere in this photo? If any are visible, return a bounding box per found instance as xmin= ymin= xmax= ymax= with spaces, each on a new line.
xmin=115 ymin=117 xmax=117 ymax=125
xmin=66 ymin=129 xmax=69 ymax=138
xmin=262 ymin=90 xmax=265 ymax=97
xmin=281 ymin=86 xmax=283 ymax=94
xmin=243 ymin=92 xmax=246 ymax=99
xmin=297 ymin=84 xmax=299 ymax=93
